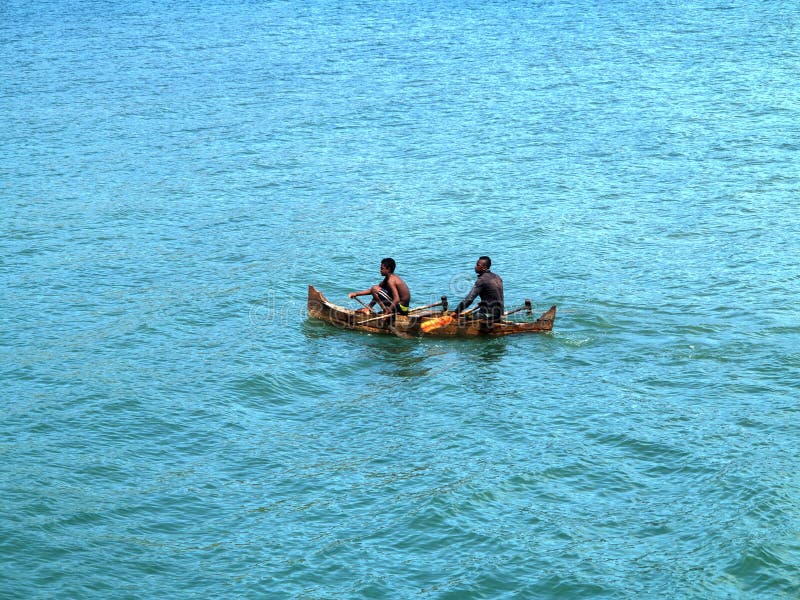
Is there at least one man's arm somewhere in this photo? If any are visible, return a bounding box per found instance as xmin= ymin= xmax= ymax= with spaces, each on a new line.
xmin=349 ymin=288 xmax=373 ymax=298
xmin=454 ymin=280 xmax=482 ymax=314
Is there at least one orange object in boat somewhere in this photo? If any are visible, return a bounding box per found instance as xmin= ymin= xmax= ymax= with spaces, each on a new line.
xmin=420 ymin=314 xmax=455 ymax=333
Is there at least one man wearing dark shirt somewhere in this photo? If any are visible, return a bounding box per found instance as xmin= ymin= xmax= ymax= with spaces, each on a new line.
xmin=454 ymin=256 xmax=504 ymax=321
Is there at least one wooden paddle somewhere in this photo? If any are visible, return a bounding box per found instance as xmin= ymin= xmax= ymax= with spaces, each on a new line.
xmin=355 ymin=303 xmax=417 ymax=339
xmin=503 ymin=299 xmax=533 ymax=318
xmin=407 ymin=299 xmax=444 ymax=314
xmin=353 ymin=296 xmax=445 ymax=322
xmin=359 ymin=311 xmax=396 ymax=324
xmin=352 ymin=294 xmax=450 ymax=335
xmin=357 ymin=300 xmax=449 ymax=337
xmin=352 ymin=296 xmax=373 ymax=312
xmin=352 ymin=292 xmax=398 ymax=314
xmin=358 ymin=306 xmax=444 ymax=325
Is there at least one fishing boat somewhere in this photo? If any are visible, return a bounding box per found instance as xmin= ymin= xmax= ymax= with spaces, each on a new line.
xmin=307 ymin=285 xmax=555 ymax=338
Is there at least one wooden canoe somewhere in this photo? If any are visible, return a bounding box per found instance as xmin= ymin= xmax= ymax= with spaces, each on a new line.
xmin=307 ymin=285 xmax=555 ymax=338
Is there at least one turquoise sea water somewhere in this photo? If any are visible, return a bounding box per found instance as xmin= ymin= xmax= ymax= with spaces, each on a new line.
xmin=2 ymin=0 xmax=799 ymax=597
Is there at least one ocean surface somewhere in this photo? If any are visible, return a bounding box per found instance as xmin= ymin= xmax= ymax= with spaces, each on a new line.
xmin=2 ymin=0 xmax=799 ymax=597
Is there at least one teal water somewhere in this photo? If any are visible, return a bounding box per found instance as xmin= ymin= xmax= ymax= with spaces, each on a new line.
xmin=2 ymin=0 xmax=799 ymax=597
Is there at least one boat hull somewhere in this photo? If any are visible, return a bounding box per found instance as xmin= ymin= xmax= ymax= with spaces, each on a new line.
xmin=307 ymin=286 xmax=555 ymax=338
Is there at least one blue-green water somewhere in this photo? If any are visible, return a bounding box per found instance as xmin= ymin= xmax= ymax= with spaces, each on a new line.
xmin=2 ymin=0 xmax=799 ymax=597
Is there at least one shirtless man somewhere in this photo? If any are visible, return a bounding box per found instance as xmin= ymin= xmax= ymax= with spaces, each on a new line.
xmin=349 ymin=258 xmax=411 ymax=315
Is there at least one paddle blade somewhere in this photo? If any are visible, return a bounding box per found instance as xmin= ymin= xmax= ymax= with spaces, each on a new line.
xmin=420 ymin=315 xmax=454 ymax=333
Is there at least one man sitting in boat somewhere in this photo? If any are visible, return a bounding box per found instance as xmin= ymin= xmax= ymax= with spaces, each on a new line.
xmin=349 ymin=258 xmax=411 ymax=316
xmin=453 ymin=256 xmax=504 ymax=321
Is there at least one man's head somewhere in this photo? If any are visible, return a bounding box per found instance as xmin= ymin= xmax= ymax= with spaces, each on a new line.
xmin=475 ymin=256 xmax=491 ymax=274
xmin=380 ymin=257 xmax=396 ymax=275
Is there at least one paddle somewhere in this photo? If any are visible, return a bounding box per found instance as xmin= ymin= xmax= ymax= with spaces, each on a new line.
xmin=352 ymin=292 xmax=401 ymax=314
xmin=352 ymin=294 xmax=449 ymax=337
xmin=503 ymin=299 xmax=533 ymax=318
xmin=355 ymin=304 xmax=416 ymax=339
xmin=353 ymin=297 xmax=445 ymax=323
xmin=359 ymin=306 xmax=443 ymax=325
xmin=408 ymin=299 xmax=444 ymax=314
xmin=359 ymin=311 xmax=396 ymax=325
xmin=352 ymin=296 xmax=373 ymax=312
